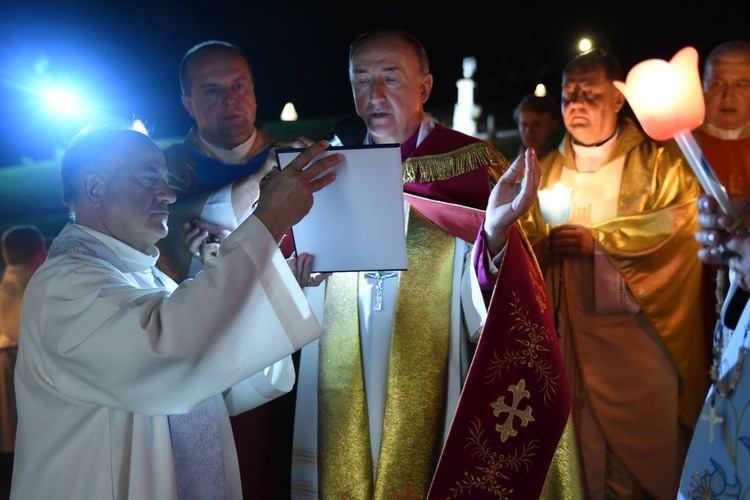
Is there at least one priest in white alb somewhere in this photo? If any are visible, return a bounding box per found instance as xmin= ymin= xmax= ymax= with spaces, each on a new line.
xmin=10 ymin=125 xmax=342 ymax=500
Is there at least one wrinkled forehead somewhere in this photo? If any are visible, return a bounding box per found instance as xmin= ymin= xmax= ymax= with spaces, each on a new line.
xmin=563 ymin=67 xmax=606 ymax=87
xmin=352 ymin=36 xmax=417 ymax=71
xmin=707 ymin=52 xmax=750 ymax=77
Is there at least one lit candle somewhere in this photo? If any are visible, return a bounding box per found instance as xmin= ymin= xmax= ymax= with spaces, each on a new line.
xmin=538 ymin=182 xmax=572 ymax=225
xmin=613 ymin=46 xmax=738 ymax=219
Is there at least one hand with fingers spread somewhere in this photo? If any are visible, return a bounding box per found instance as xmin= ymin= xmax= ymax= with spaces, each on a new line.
xmin=252 ymin=140 xmax=342 ymax=242
xmin=483 ymin=147 xmax=542 ymax=256
xmin=232 ymin=136 xmax=317 ymax=219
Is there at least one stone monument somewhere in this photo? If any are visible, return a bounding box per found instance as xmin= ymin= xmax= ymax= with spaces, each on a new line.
xmin=452 ymin=57 xmax=481 ymax=136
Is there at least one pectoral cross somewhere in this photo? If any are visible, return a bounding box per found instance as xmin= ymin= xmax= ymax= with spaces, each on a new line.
xmin=700 ymin=404 xmax=723 ymax=443
xmin=363 ymin=271 xmax=398 ymax=311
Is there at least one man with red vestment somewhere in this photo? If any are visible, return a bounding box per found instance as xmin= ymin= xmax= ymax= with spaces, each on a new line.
xmin=290 ymin=28 xmax=585 ymax=499
xmin=695 ymin=40 xmax=750 ymax=364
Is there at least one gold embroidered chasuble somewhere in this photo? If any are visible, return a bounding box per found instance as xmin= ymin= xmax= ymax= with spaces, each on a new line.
xmin=318 ymin=129 xmax=506 ymax=497
xmin=520 ymin=118 xmax=710 ymax=429
xmin=317 ymin=124 xmax=584 ymax=498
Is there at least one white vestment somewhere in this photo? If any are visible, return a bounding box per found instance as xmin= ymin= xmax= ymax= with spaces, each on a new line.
xmin=678 ymin=276 xmax=750 ymax=498
xmin=11 ymin=217 xmax=322 ymax=500
xmin=290 ymin=203 xmax=488 ymax=498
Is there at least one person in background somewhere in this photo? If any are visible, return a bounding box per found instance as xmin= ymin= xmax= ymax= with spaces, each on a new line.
xmin=0 ymin=225 xmax=47 ymax=499
xmin=290 ymin=28 xmax=584 ymax=499
xmin=157 ymin=39 xmax=315 ymax=498
xmin=519 ymin=48 xmax=709 ymax=499
xmin=680 ymin=192 xmax=750 ymax=498
xmin=158 ymin=39 xmax=308 ymax=282
xmin=696 ymin=40 xmax=750 ymax=197
xmin=513 ymin=93 xmax=562 ymax=160
xmin=694 ymin=40 xmax=750 ymax=362
xmin=9 ymin=124 xmax=341 ymax=499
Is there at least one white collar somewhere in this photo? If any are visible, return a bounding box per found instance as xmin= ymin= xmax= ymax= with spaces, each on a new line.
xmin=571 ymin=128 xmax=619 ymax=173
xmin=74 ymin=224 xmax=159 ymax=272
xmin=199 ymin=129 xmax=258 ymax=165
xmin=363 ymin=112 xmax=436 ymax=147
xmin=705 ymin=122 xmax=749 ymax=140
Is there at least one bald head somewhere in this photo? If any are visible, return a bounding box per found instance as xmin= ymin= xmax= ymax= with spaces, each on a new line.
xmin=60 ymin=127 xmax=159 ymax=208
xmin=702 ymin=40 xmax=750 ymax=131
xmin=60 ymin=125 xmax=175 ymax=252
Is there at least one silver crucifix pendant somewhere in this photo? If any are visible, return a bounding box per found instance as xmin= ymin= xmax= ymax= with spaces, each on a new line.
xmin=363 ymin=271 xmax=398 ymax=311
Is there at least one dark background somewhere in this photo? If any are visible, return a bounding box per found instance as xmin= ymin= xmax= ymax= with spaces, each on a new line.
xmin=1 ymin=0 xmax=749 ymax=167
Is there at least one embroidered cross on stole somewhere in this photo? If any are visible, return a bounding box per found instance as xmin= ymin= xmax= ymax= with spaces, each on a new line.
xmin=319 ymin=207 xmax=456 ymax=498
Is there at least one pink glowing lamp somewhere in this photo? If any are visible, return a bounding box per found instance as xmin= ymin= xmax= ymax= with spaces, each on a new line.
xmin=614 ymin=46 xmax=738 ymax=219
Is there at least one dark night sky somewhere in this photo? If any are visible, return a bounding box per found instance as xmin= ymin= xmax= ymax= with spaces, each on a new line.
xmin=0 ymin=0 xmax=748 ymax=166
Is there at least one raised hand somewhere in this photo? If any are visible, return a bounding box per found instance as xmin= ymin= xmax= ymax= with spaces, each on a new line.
xmin=252 ymin=140 xmax=343 ymax=242
xmin=483 ymin=147 xmax=542 ymax=256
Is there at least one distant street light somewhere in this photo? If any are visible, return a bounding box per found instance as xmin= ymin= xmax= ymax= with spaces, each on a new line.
xmin=281 ymin=102 xmax=298 ymax=121
xmin=579 ymin=38 xmax=593 ymax=53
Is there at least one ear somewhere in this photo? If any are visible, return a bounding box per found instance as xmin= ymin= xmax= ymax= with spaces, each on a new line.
xmin=420 ymin=73 xmax=434 ymax=104
xmin=613 ymin=90 xmax=625 ymax=114
xmin=182 ymin=94 xmax=195 ymax=118
xmin=83 ymin=173 xmax=106 ymax=208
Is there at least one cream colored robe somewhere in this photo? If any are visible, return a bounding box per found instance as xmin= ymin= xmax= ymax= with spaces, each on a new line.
xmin=11 ymin=217 xmax=321 ymax=500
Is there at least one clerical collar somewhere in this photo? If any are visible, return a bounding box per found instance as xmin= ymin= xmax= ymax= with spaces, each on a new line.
xmin=572 ymin=128 xmax=618 ymax=148
xmin=571 ymin=127 xmax=620 ymax=173
xmin=199 ymin=129 xmax=258 ymax=165
xmin=400 ymin=126 xmax=420 ymax=159
xmin=363 ymin=112 xmax=435 ymax=158
xmin=72 ymin=223 xmax=159 ymax=271
xmin=705 ymin=122 xmax=748 ymax=140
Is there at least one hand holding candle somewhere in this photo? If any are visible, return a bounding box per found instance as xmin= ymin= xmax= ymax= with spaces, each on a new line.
xmin=538 ymin=182 xmax=572 ymax=225
xmin=613 ymin=46 xmax=739 ymax=221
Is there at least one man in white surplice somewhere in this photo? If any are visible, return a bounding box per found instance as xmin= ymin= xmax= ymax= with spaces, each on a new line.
xmin=10 ymin=125 xmax=342 ymax=500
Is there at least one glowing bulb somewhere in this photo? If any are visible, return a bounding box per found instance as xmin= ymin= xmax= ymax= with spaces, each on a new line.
xmin=280 ymin=102 xmax=298 ymax=121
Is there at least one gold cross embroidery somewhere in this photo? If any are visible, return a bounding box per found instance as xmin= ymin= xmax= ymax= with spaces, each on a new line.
xmin=491 ymin=379 xmax=535 ymax=442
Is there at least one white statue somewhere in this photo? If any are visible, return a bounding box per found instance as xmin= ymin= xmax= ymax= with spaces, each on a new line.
xmin=453 ymin=57 xmax=481 ymax=136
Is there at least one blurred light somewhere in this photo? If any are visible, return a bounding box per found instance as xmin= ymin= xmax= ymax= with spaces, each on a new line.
xmin=578 ymin=38 xmax=593 ymax=53
xmin=534 ymin=84 xmax=547 ymax=97
xmin=131 ymin=118 xmax=150 ymax=135
xmin=41 ymin=84 xmax=88 ymax=117
xmin=281 ymin=102 xmax=298 ymax=121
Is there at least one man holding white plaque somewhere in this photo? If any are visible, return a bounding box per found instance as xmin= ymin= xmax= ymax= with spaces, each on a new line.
xmin=290 ymin=28 xmax=584 ymax=500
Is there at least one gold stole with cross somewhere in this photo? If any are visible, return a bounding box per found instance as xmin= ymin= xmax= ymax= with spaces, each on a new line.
xmin=318 ymin=206 xmax=456 ymax=498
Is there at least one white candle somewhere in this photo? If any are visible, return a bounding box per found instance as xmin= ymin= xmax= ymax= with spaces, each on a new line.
xmin=538 ymin=182 xmax=572 ymax=225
